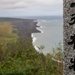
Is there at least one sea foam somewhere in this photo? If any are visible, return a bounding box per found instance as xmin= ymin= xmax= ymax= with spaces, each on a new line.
xmin=36 ymin=21 xmax=43 ymax=33
xmin=31 ymin=34 xmax=37 ymax=43
xmin=31 ymin=20 xmax=44 ymax=53
xmin=31 ymin=33 xmax=41 ymax=53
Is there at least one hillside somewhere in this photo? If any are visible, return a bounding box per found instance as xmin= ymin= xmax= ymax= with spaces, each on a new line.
xmin=0 ymin=18 xmax=63 ymax=75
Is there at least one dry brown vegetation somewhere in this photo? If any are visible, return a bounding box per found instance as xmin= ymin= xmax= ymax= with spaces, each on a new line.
xmin=0 ymin=22 xmax=17 ymax=62
xmin=0 ymin=22 xmax=17 ymax=43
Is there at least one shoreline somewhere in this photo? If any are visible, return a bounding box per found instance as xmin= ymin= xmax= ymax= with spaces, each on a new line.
xmin=36 ymin=21 xmax=43 ymax=33
xmin=31 ymin=20 xmax=44 ymax=53
xmin=31 ymin=33 xmax=40 ymax=53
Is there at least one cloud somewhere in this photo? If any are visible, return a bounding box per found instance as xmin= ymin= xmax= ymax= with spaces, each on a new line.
xmin=0 ymin=0 xmax=63 ymax=16
xmin=0 ymin=0 xmax=63 ymax=9
xmin=0 ymin=0 xmax=26 ymax=9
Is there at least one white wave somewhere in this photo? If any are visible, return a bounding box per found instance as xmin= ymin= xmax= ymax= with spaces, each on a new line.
xmin=35 ymin=20 xmax=43 ymax=28
xmin=31 ymin=33 xmax=42 ymax=53
xmin=31 ymin=33 xmax=33 ymax=38
xmin=33 ymin=37 xmax=37 ymax=43
xmin=36 ymin=27 xmax=43 ymax=33
xmin=31 ymin=33 xmax=37 ymax=43
xmin=36 ymin=21 xmax=44 ymax=33
xmin=36 ymin=22 xmax=40 ymax=26
xmin=31 ymin=34 xmax=41 ymax=53
xmin=34 ymin=45 xmax=41 ymax=53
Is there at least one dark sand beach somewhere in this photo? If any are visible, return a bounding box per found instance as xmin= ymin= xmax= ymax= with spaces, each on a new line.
xmin=11 ymin=20 xmax=40 ymax=37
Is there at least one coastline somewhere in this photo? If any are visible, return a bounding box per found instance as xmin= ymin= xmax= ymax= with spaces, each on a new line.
xmin=31 ymin=20 xmax=44 ymax=53
xmin=31 ymin=33 xmax=40 ymax=53
xmin=36 ymin=21 xmax=43 ymax=33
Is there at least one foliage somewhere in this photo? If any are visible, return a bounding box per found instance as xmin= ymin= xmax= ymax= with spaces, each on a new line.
xmin=51 ymin=42 xmax=63 ymax=75
xmin=52 ymin=42 xmax=63 ymax=61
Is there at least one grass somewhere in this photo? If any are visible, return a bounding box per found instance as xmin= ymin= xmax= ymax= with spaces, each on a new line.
xmin=0 ymin=22 xmax=17 ymax=43
xmin=0 ymin=22 xmax=17 ymax=62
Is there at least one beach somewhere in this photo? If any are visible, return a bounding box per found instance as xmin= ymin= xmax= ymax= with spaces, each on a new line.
xmin=31 ymin=21 xmax=44 ymax=53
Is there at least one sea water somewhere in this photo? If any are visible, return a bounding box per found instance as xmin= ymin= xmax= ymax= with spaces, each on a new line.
xmin=32 ymin=19 xmax=63 ymax=54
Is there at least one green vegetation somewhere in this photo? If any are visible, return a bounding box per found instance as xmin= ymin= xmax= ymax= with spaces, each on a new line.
xmin=51 ymin=42 xmax=63 ymax=75
xmin=52 ymin=42 xmax=63 ymax=61
xmin=0 ymin=22 xmax=63 ymax=75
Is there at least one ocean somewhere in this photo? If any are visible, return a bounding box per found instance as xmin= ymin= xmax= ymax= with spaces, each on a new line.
xmin=31 ymin=19 xmax=63 ymax=54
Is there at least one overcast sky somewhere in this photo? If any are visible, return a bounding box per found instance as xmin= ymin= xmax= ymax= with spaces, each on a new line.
xmin=0 ymin=0 xmax=63 ymax=17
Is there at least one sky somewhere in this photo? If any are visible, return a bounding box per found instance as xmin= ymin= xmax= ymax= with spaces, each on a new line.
xmin=0 ymin=0 xmax=63 ymax=17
